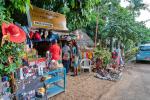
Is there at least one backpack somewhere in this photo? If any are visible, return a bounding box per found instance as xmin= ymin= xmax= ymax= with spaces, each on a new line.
xmin=63 ymin=52 xmax=70 ymax=60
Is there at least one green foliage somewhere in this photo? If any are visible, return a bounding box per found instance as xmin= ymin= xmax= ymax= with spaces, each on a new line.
xmin=0 ymin=42 xmax=25 ymax=76
xmin=127 ymin=0 xmax=147 ymax=16
xmin=125 ymin=47 xmax=138 ymax=61
xmin=23 ymin=0 xmax=150 ymax=46
xmin=102 ymin=2 xmax=141 ymax=42
xmin=31 ymin=0 xmax=101 ymax=30
xmin=94 ymin=47 xmax=111 ymax=67
xmin=0 ymin=0 xmax=13 ymax=25
xmin=140 ymin=27 xmax=150 ymax=43
xmin=0 ymin=0 xmax=31 ymax=26
xmin=85 ymin=0 xmax=150 ymax=52
xmin=0 ymin=0 xmax=30 ymax=76
xmin=9 ymin=0 xmax=31 ymax=13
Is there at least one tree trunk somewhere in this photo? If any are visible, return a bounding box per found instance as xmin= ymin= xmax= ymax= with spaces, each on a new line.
xmin=95 ymin=16 xmax=98 ymax=48
xmin=10 ymin=72 xmax=17 ymax=100
xmin=10 ymin=72 xmax=17 ymax=93
xmin=110 ymin=37 xmax=113 ymax=52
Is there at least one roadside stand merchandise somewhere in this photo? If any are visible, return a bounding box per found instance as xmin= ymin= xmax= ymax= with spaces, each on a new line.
xmin=95 ymin=50 xmax=124 ymax=81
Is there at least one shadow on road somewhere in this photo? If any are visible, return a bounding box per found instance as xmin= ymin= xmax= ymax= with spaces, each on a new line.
xmin=129 ymin=61 xmax=150 ymax=73
xmin=132 ymin=61 xmax=150 ymax=65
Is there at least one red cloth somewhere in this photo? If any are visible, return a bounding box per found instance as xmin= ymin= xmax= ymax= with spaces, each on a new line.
xmin=86 ymin=52 xmax=88 ymax=58
xmin=49 ymin=44 xmax=61 ymax=61
xmin=112 ymin=51 xmax=118 ymax=59
xmin=29 ymin=31 xmax=34 ymax=39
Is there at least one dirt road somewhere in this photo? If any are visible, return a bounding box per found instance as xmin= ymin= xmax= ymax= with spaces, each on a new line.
xmin=51 ymin=62 xmax=150 ymax=100
xmin=100 ymin=62 xmax=150 ymax=100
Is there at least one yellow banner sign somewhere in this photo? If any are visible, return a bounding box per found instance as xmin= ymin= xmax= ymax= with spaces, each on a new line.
xmin=28 ymin=5 xmax=68 ymax=30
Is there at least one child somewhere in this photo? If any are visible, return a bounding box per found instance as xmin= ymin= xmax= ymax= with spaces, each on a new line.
xmin=73 ymin=55 xmax=79 ymax=76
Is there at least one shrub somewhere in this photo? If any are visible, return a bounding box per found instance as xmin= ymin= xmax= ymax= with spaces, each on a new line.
xmin=94 ymin=47 xmax=111 ymax=68
xmin=0 ymin=42 xmax=25 ymax=76
xmin=125 ymin=47 xmax=138 ymax=61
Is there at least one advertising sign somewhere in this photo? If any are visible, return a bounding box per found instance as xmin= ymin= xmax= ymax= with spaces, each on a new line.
xmin=27 ymin=5 xmax=68 ymax=30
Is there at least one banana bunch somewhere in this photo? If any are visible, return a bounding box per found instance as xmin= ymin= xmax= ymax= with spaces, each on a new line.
xmin=37 ymin=87 xmax=45 ymax=95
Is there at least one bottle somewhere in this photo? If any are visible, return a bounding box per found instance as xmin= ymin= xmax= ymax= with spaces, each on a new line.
xmin=40 ymin=66 xmax=43 ymax=76
xmin=38 ymin=66 xmax=41 ymax=76
xmin=20 ymin=68 xmax=24 ymax=80
xmin=22 ymin=80 xmax=25 ymax=90
xmin=46 ymin=51 xmax=49 ymax=59
xmin=46 ymin=51 xmax=50 ymax=68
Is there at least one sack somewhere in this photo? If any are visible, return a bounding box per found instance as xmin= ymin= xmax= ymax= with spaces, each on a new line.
xmin=50 ymin=60 xmax=59 ymax=70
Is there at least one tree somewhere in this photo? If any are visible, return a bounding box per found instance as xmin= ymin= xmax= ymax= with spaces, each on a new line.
xmin=85 ymin=0 xmax=150 ymax=51
xmin=31 ymin=0 xmax=101 ymax=30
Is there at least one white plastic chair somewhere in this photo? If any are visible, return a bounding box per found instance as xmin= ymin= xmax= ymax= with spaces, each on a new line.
xmin=80 ymin=58 xmax=92 ymax=73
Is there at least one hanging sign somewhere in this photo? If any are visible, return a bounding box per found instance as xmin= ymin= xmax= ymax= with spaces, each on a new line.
xmin=27 ymin=5 xmax=68 ymax=30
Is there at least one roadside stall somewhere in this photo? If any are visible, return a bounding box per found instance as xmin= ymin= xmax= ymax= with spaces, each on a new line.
xmin=27 ymin=5 xmax=68 ymax=57
xmin=0 ymin=5 xmax=68 ymax=100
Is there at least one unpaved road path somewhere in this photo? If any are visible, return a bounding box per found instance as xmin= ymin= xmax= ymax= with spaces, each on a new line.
xmin=100 ymin=62 xmax=150 ymax=100
xmin=50 ymin=62 xmax=150 ymax=100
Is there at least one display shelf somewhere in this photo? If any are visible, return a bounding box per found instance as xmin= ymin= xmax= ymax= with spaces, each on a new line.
xmin=44 ymin=76 xmax=64 ymax=85
xmin=44 ymin=68 xmax=66 ymax=99
xmin=45 ymin=68 xmax=65 ymax=75
xmin=46 ymin=85 xmax=64 ymax=98
xmin=15 ymin=68 xmax=66 ymax=99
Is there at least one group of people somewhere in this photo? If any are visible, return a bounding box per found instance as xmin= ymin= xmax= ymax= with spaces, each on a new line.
xmin=49 ymin=39 xmax=80 ymax=76
xmin=62 ymin=41 xmax=79 ymax=76
xmin=111 ymin=46 xmax=125 ymax=70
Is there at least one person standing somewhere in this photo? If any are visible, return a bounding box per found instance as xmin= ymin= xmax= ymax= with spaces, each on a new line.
xmin=73 ymin=55 xmax=79 ymax=76
xmin=116 ymin=47 xmax=121 ymax=66
xmin=120 ymin=45 xmax=125 ymax=66
xmin=111 ymin=50 xmax=118 ymax=69
xmin=49 ymin=39 xmax=61 ymax=63
xmin=72 ymin=42 xmax=79 ymax=76
xmin=116 ymin=45 xmax=124 ymax=67
xmin=62 ymin=43 xmax=71 ymax=73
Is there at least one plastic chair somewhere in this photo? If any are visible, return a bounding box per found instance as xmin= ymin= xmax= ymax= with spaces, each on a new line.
xmin=80 ymin=58 xmax=92 ymax=73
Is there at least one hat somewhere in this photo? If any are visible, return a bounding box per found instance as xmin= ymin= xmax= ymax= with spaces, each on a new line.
xmin=2 ymin=22 xmax=26 ymax=43
xmin=51 ymin=39 xmax=57 ymax=44
xmin=49 ymin=34 xmax=59 ymax=42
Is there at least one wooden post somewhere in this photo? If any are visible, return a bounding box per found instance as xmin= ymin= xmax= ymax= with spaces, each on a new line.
xmin=110 ymin=37 xmax=113 ymax=52
xmin=9 ymin=72 xmax=17 ymax=100
xmin=10 ymin=72 xmax=17 ymax=93
xmin=95 ymin=16 xmax=98 ymax=48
